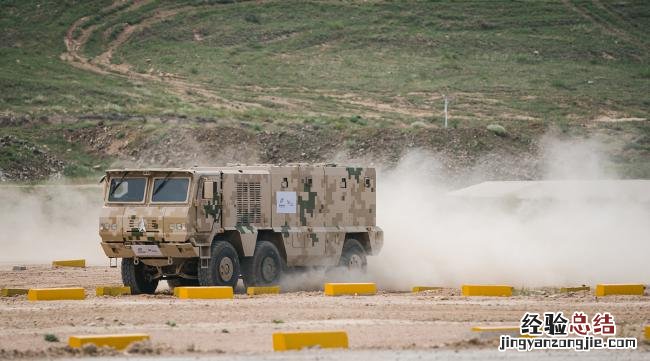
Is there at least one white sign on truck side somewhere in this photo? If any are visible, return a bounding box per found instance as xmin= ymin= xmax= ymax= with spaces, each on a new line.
xmin=276 ymin=191 xmax=297 ymax=214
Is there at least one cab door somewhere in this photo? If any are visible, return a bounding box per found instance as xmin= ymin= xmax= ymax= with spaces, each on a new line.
xmin=196 ymin=175 xmax=222 ymax=233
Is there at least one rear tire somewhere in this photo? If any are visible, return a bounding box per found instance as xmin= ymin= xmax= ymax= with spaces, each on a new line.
xmin=198 ymin=241 xmax=241 ymax=288
xmin=121 ymin=258 xmax=159 ymax=295
xmin=339 ymin=238 xmax=367 ymax=271
xmin=242 ymin=241 xmax=285 ymax=287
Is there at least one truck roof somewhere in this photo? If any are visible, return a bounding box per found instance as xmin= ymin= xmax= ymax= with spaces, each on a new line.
xmin=105 ymin=164 xmax=365 ymax=176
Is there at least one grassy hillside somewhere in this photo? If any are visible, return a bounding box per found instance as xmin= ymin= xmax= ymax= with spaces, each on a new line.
xmin=1 ymin=0 xmax=648 ymax=124
xmin=0 ymin=0 xmax=648 ymax=180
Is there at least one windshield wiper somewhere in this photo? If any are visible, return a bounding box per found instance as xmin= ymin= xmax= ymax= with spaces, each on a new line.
xmin=152 ymin=172 xmax=173 ymax=197
xmin=109 ymin=171 xmax=129 ymax=197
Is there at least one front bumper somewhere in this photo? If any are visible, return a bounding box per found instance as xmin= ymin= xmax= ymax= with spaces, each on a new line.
xmin=101 ymin=242 xmax=199 ymax=258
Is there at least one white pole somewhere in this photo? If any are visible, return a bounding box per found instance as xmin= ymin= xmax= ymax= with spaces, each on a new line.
xmin=444 ymin=95 xmax=448 ymax=128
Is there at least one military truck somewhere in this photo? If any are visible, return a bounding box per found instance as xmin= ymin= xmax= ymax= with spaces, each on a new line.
xmin=99 ymin=164 xmax=383 ymax=294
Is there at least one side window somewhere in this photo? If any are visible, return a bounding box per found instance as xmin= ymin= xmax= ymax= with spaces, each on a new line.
xmin=202 ymin=180 xmax=217 ymax=199
xmin=340 ymin=177 xmax=347 ymax=188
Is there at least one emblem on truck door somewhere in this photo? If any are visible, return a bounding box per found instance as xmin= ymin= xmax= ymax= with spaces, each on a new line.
xmin=138 ymin=217 xmax=147 ymax=233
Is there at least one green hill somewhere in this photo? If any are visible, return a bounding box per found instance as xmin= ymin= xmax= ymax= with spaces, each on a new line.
xmin=0 ymin=0 xmax=648 ymax=180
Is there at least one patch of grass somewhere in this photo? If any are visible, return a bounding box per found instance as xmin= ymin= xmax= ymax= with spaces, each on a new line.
xmin=44 ymin=334 xmax=59 ymax=342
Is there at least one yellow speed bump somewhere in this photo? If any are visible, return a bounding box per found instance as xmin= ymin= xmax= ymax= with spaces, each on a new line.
xmin=412 ymin=286 xmax=442 ymax=293
xmin=69 ymin=334 xmax=149 ymax=350
xmin=174 ymin=286 xmax=233 ymax=299
xmin=247 ymin=286 xmax=280 ymax=295
xmin=96 ymin=286 xmax=131 ymax=296
xmin=560 ymin=286 xmax=590 ymax=293
xmin=472 ymin=326 xmax=520 ymax=333
xmin=273 ymin=331 xmax=348 ymax=351
xmin=595 ymin=284 xmax=645 ymax=296
xmin=27 ymin=287 xmax=85 ymax=301
xmin=1 ymin=288 xmax=29 ymax=297
xmin=324 ymin=283 xmax=376 ymax=296
xmin=52 ymin=259 xmax=86 ymax=268
xmin=461 ymin=285 xmax=513 ymax=297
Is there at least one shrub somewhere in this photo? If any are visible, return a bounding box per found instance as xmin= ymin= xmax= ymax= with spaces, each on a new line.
xmin=487 ymin=123 xmax=507 ymax=137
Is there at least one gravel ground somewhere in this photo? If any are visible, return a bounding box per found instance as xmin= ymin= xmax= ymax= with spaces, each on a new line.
xmin=0 ymin=265 xmax=648 ymax=359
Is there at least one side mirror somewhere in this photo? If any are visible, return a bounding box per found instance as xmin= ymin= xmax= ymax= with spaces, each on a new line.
xmin=203 ymin=181 xmax=214 ymax=199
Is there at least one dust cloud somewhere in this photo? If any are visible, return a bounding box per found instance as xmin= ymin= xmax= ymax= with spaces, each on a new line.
xmin=1 ymin=137 xmax=648 ymax=289
xmin=0 ymin=184 xmax=106 ymax=267
xmin=370 ymin=137 xmax=650 ymax=289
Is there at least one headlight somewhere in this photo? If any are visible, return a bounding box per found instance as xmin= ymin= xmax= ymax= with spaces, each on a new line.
xmin=169 ymin=223 xmax=186 ymax=231
xmin=100 ymin=223 xmax=116 ymax=231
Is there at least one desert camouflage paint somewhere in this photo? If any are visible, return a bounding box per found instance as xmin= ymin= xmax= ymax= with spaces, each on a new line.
xmin=99 ymin=164 xmax=383 ymax=267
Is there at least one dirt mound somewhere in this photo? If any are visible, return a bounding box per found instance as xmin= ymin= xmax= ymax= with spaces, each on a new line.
xmin=0 ymin=135 xmax=65 ymax=181
xmin=57 ymin=121 xmax=543 ymax=182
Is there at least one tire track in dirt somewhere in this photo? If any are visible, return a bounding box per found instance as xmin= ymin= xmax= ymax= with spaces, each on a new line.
xmin=592 ymin=0 xmax=649 ymax=49
xmin=562 ymin=0 xmax=646 ymax=56
xmin=58 ymin=1 xmax=473 ymax=121
xmin=61 ymin=0 xmax=259 ymax=112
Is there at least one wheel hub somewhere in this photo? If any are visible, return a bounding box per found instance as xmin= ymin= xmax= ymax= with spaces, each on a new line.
xmin=261 ymin=257 xmax=277 ymax=282
xmin=348 ymin=254 xmax=363 ymax=269
xmin=219 ymin=257 xmax=234 ymax=282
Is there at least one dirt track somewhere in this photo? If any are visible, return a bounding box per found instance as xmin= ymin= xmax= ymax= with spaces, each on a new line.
xmin=1 ymin=265 xmax=649 ymax=359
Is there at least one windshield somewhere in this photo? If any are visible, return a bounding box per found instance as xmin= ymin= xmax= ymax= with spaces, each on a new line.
xmin=151 ymin=178 xmax=190 ymax=203
xmin=108 ymin=178 xmax=146 ymax=202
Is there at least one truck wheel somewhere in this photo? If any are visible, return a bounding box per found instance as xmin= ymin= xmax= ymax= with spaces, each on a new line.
xmin=198 ymin=241 xmax=240 ymax=288
xmin=339 ymin=239 xmax=367 ymax=271
xmin=121 ymin=258 xmax=159 ymax=294
xmin=242 ymin=241 xmax=284 ymax=287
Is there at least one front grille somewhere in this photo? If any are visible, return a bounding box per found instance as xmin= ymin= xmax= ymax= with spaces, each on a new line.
xmin=127 ymin=217 xmax=160 ymax=232
xmin=236 ymin=182 xmax=261 ymax=225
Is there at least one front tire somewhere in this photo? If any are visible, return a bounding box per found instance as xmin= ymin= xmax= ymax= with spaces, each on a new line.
xmin=121 ymin=258 xmax=159 ymax=295
xmin=242 ymin=241 xmax=285 ymax=287
xmin=198 ymin=241 xmax=241 ymax=288
xmin=339 ymin=238 xmax=367 ymax=271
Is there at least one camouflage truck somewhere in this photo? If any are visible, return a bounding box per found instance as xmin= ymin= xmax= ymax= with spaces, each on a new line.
xmin=99 ymin=164 xmax=383 ymax=294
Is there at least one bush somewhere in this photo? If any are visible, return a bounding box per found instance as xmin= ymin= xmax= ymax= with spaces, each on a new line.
xmin=244 ymin=14 xmax=260 ymax=24
xmin=487 ymin=123 xmax=507 ymax=137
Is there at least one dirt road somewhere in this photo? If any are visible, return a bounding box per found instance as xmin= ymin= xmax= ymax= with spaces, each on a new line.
xmin=1 ymin=265 xmax=649 ymax=359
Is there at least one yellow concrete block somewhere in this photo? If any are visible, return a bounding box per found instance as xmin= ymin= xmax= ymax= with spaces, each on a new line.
xmin=412 ymin=286 xmax=442 ymax=293
xmin=472 ymin=326 xmax=520 ymax=333
xmin=324 ymin=283 xmax=376 ymax=296
xmin=595 ymin=284 xmax=645 ymax=296
xmin=645 ymin=325 xmax=650 ymax=341
xmin=560 ymin=286 xmax=590 ymax=293
xmin=96 ymin=286 xmax=131 ymax=296
xmin=27 ymin=287 xmax=85 ymax=301
xmin=69 ymin=334 xmax=149 ymax=350
xmin=461 ymin=285 xmax=512 ymax=297
xmin=52 ymin=259 xmax=86 ymax=268
xmin=174 ymin=286 xmax=233 ymax=299
xmin=1 ymin=288 xmax=29 ymax=297
xmin=247 ymin=286 xmax=280 ymax=295
xmin=273 ymin=331 xmax=348 ymax=351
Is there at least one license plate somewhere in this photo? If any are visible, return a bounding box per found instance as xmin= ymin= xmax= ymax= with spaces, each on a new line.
xmin=132 ymin=244 xmax=163 ymax=257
